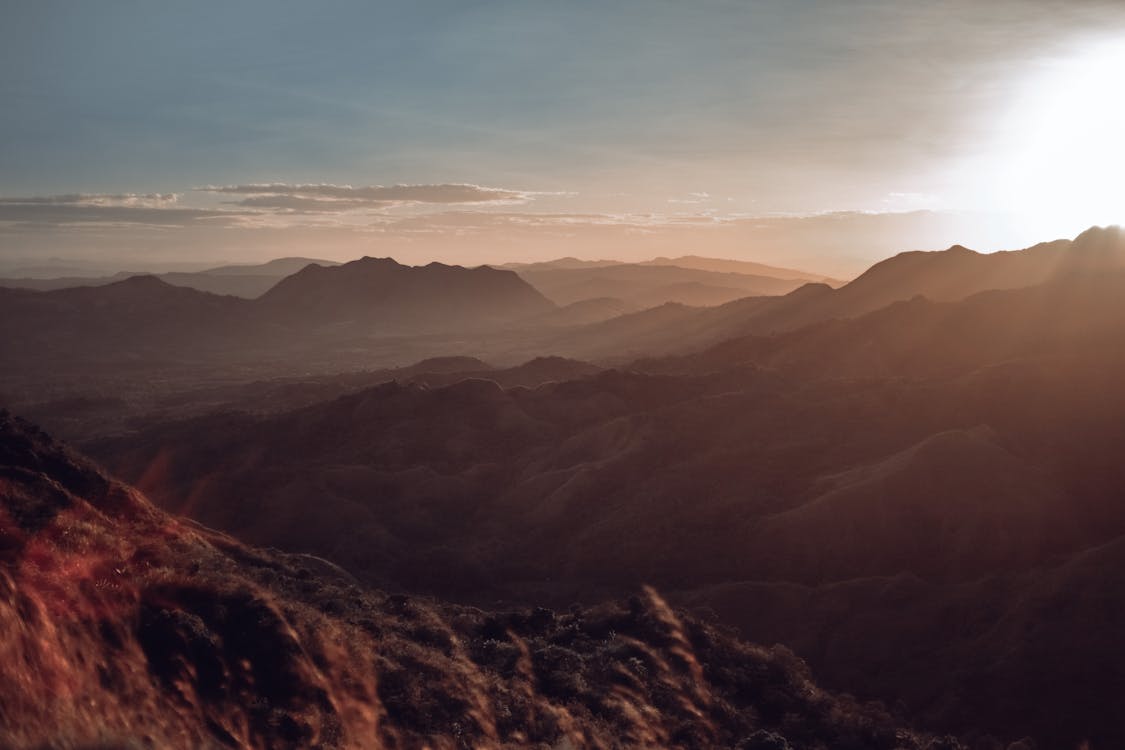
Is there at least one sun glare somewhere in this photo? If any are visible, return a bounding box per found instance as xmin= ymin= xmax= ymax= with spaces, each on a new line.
xmin=992 ymin=39 xmax=1125 ymax=237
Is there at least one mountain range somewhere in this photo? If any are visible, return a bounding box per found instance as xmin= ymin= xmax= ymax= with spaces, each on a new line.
xmin=511 ymin=261 xmax=817 ymax=308
xmin=68 ymin=226 xmax=1125 ymax=748
xmin=6 ymin=226 xmax=1125 ymax=747
xmin=0 ymin=257 xmax=338 ymax=298
xmin=0 ymin=253 xmax=834 ymax=310
xmin=8 ymin=228 xmax=1121 ymax=389
xmin=542 ymin=225 xmax=1125 ymax=362
xmin=644 ymin=254 xmax=841 ymax=282
xmin=0 ymin=258 xmax=558 ymax=386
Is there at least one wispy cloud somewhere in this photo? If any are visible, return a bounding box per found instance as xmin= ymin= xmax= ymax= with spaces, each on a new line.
xmin=0 ymin=194 xmax=229 ymax=225
xmin=0 ymin=183 xmax=539 ymax=225
xmin=0 ymin=193 xmax=181 ymax=208
xmin=199 ymin=183 xmax=533 ymax=212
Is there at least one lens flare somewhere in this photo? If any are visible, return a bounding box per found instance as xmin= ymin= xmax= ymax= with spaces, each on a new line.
xmin=990 ymin=38 xmax=1125 ymax=237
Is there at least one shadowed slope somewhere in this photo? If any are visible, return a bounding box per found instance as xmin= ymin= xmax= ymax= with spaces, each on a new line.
xmin=0 ymin=413 xmax=949 ymax=749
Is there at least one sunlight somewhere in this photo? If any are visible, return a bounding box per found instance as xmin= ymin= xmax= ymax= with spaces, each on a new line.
xmin=991 ymin=39 xmax=1125 ymax=237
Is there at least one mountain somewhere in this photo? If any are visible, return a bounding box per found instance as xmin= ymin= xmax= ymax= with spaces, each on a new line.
xmin=12 ymin=230 xmax=1119 ymax=393
xmin=645 ymin=255 xmax=843 ymax=284
xmin=85 ymin=261 xmax=1125 ymax=747
xmin=548 ymin=225 xmax=1125 ymax=362
xmin=0 ymin=275 xmax=251 ymax=362
xmin=0 ymin=412 xmax=954 ymax=749
xmin=500 ymin=257 xmax=623 ymax=271
xmin=533 ymin=296 xmax=639 ymax=326
xmin=515 ymin=263 xmax=810 ymax=307
xmin=0 ymin=258 xmax=563 ymax=389
xmin=639 ymin=266 xmax=1125 ymax=380
xmin=0 ymin=257 xmax=338 ymax=298
xmin=256 ymin=257 xmax=555 ymax=329
xmin=199 ymin=256 xmax=338 ymax=276
xmin=756 ymin=224 xmax=1125 ymax=322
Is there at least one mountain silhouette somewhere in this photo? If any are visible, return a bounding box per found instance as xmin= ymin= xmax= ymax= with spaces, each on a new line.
xmin=0 ymin=258 xmax=560 ymax=380
xmin=256 ymin=257 xmax=555 ymax=328
xmin=548 ymin=226 xmax=1125 ymax=362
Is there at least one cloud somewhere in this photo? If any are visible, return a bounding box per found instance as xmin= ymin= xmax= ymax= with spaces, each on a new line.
xmin=668 ymin=192 xmax=712 ymax=205
xmin=0 ymin=194 xmax=231 ymax=225
xmin=229 ymin=195 xmax=380 ymax=212
xmin=200 ymin=183 xmax=532 ymax=212
xmin=0 ymin=183 xmax=539 ymax=227
xmin=1 ymin=193 xmax=181 ymax=208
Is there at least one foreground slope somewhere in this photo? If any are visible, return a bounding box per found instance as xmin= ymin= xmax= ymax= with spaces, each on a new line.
xmin=0 ymin=413 xmax=949 ymax=749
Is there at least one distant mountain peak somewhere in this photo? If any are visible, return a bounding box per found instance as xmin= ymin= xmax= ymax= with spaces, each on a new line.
xmin=786 ymin=281 xmax=835 ymax=298
xmin=354 ymin=256 xmax=402 ymax=266
xmin=113 ymin=273 xmax=171 ymax=287
xmin=1058 ymin=224 xmax=1125 ymax=272
xmin=256 ymin=255 xmax=555 ymax=329
xmin=1070 ymin=224 xmax=1125 ymax=253
xmin=1074 ymin=224 xmax=1123 ymax=243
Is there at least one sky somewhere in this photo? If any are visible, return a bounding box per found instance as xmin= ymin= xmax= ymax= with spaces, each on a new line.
xmin=2 ymin=0 xmax=1125 ymax=277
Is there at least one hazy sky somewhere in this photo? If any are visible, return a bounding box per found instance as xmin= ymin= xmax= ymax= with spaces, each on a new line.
xmin=3 ymin=1 xmax=1125 ymax=275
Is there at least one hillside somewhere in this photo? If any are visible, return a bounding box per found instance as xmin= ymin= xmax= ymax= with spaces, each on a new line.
xmin=10 ymin=355 xmax=605 ymax=443
xmin=0 ymin=276 xmax=252 ymax=362
xmin=84 ymin=260 xmax=1125 ymax=747
xmin=0 ymin=412 xmax=952 ymax=749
